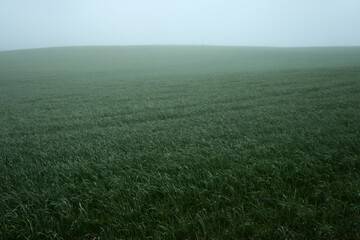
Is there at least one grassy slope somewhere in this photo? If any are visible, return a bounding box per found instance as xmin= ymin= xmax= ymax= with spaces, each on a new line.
xmin=0 ymin=46 xmax=360 ymax=239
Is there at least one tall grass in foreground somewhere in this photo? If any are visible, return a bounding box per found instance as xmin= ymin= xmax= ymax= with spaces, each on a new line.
xmin=0 ymin=46 xmax=360 ymax=239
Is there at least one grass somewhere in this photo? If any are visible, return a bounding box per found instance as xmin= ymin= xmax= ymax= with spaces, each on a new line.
xmin=0 ymin=46 xmax=360 ymax=239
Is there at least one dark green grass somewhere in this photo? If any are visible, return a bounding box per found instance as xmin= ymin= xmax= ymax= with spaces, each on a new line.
xmin=1 ymin=46 xmax=360 ymax=239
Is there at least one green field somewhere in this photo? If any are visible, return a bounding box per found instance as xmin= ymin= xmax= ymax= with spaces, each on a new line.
xmin=1 ymin=46 xmax=360 ymax=239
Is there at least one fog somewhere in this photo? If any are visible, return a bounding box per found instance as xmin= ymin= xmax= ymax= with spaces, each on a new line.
xmin=1 ymin=0 xmax=360 ymax=51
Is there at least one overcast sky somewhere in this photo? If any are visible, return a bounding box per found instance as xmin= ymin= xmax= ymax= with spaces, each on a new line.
xmin=1 ymin=0 xmax=360 ymax=51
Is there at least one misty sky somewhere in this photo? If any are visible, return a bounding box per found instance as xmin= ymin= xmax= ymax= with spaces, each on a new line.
xmin=1 ymin=0 xmax=360 ymax=51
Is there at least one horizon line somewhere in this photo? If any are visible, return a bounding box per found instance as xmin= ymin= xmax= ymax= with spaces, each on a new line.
xmin=1 ymin=44 xmax=360 ymax=52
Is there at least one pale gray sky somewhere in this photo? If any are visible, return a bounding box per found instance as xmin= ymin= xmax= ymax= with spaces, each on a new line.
xmin=1 ymin=0 xmax=360 ymax=51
